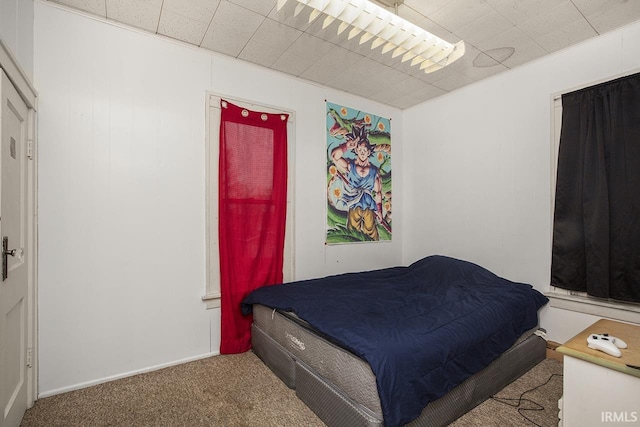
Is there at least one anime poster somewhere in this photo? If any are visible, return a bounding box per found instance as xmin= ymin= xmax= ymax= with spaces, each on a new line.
xmin=326 ymin=102 xmax=392 ymax=244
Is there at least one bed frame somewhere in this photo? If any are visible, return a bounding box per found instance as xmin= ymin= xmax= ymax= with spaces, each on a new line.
xmin=251 ymin=304 xmax=546 ymax=427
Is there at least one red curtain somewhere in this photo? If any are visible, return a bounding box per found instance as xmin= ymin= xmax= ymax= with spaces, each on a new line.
xmin=219 ymin=100 xmax=289 ymax=354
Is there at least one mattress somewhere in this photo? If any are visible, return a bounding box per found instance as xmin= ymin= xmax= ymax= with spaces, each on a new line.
xmin=242 ymin=255 xmax=548 ymax=426
xmin=251 ymin=304 xmax=546 ymax=426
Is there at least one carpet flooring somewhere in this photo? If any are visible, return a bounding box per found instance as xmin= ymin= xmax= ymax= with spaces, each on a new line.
xmin=21 ymin=352 xmax=563 ymax=426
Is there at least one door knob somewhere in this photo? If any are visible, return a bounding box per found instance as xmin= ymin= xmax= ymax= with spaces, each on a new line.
xmin=6 ymin=248 xmax=22 ymax=258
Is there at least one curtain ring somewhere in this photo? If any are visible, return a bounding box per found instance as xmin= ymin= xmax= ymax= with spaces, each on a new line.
xmin=241 ymin=109 xmax=249 ymax=117
xmin=261 ymin=114 xmax=268 ymax=121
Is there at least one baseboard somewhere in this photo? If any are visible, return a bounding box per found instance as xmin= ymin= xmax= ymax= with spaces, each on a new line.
xmin=546 ymin=341 xmax=564 ymax=362
xmin=38 ymin=351 xmax=219 ymax=398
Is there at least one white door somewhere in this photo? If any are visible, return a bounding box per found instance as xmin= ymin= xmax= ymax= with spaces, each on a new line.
xmin=0 ymin=70 xmax=29 ymax=427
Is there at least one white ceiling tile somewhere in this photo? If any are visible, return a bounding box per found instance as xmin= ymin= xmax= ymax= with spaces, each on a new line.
xmin=403 ymin=0 xmax=457 ymax=18
xmin=365 ymin=66 xmax=411 ymax=90
xmin=106 ymin=0 xmax=162 ymax=33
xmin=387 ymin=98 xmax=412 ymax=109
xmin=376 ymin=75 xmax=428 ymax=101
xmin=470 ymin=25 xmax=547 ymax=69
xmin=254 ymin=18 xmax=303 ymax=47
xmin=428 ymin=0 xmax=495 ymax=32
xmin=487 ymin=0 xmax=565 ymax=26
xmin=570 ymin=0 xmax=633 ymax=18
xmin=158 ymin=9 xmax=209 ymax=45
xmin=409 ymin=51 xmax=478 ymax=85
xmin=447 ymin=44 xmax=487 ymax=69
xmin=575 ymin=0 xmax=640 ymax=34
xmin=271 ymin=33 xmax=334 ymax=76
xmin=42 ymin=0 xmax=640 ymax=108
xmin=128 ymin=0 xmax=162 ymax=7
xmin=371 ymin=92 xmax=406 ymax=109
xmin=339 ymin=57 xmax=388 ymax=93
xmin=200 ymin=1 xmax=264 ymax=57
xmin=474 ymin=25 xmax=538 ymax=55
xmin=517 ymin=1 xmax=583 ymax=40
xmin=238 ymin=18 xmax=302 ymax=67
xmin=237 ymin=42 xmax=284 ymax=68
xmin=534 ymin=19 xmax=598 ymax=53
xmin=336 ymin=56 xmax=384 ymax=93
xmin=398 ymin=7 xmax=461 ymax=42
xmin=453 ymin=10 xmax=515 ymax=48
xmin=50 ymin=0 xmax=106 ymax=16
xmin=502 ymin=40 xmax=547 ymax=68
xmin=460 ymin=58 xmax=508 ymax=80
xmin=267 ymin=0 xmax=312 ymax=32
xmin=431 ymin=71 xmax=476 ymax=92
xmin=298 ymin=46 xmax=347 ymax=84
xmin=411 ymin=66 xmax=452 ymax=85
xmin=348 ymin=73 xmax=425 ymax=108
xmin=364 ymin=48 xmax=420 ymax=76
xmin=228 ymin=0 xmax=275 ymax=16
xmin=346 ymin=60 xmax=400 ymax=94
xmin=447 ymin=44 xmax=509 ymax=80
xmin=161 ymin=0 xmax=220 ymax=24
xmin=300 ymin=47 xmax=363 ymax=88
xmin=390 ymin=83 xmax=448 ymax=108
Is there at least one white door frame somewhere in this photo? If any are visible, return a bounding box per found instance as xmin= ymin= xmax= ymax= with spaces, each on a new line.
xmin=0 ymin=37 xmax=38 ymax=407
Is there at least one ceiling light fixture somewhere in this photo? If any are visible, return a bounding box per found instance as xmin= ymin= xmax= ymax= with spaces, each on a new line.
xmin=277 ymin=0 xmax=465 ymax=73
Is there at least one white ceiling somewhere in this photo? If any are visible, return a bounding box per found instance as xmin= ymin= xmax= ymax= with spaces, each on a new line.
xmin=44 ymin=0 xmax=640 ymax=109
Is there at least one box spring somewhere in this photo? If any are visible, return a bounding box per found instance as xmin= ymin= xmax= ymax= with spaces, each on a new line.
xmin=251 ymin=304 xmax=546 ymax=426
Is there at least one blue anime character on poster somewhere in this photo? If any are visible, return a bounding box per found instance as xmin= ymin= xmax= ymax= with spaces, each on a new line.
xmin=326 ymin=102 xmax=392 ymax=243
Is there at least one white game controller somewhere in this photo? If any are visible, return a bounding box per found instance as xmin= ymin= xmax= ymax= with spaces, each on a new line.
xmin=587 ymin=333 xmax=628 ymax=357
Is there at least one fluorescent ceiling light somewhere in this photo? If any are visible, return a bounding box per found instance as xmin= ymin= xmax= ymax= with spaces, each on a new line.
xmin=277 ymin=0 xmax=465 ymax=73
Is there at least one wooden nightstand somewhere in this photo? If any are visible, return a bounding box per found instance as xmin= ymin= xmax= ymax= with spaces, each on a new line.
xmin=556 ymin=319 xmax=640 ymax=426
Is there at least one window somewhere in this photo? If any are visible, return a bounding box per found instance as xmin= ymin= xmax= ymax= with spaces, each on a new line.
xmin=549 ymin=72 xmax=640 ymax=320
xmin=203 ymin=94 xmax=294 ymax=310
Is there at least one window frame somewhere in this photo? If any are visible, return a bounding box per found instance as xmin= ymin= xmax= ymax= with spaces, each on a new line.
xmin=546 ymin=70 xmax=640 ymax=323
xmin=202 ymin=93 xmax=295 ymax=309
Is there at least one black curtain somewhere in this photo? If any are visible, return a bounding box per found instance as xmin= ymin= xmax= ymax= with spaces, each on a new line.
xmin=551 ymin=72 xmax=640 ymax=303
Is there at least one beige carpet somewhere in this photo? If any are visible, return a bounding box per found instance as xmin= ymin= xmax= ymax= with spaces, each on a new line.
xmin=21 ymin=352 xmax=562 ymax=426
xmin=452 ymin=357 xmax=563 ymax=427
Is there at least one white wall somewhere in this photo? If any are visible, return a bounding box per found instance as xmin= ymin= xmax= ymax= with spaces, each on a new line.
xmin=33 ymin=2 xmax=402 ymax=396
xmin=0 ymin=0 xmax=33 ymax=78
xmin=403 ymin=20 xmax=640 ymax=343
xmin=36 ymin=0 xmax=640 ymax=398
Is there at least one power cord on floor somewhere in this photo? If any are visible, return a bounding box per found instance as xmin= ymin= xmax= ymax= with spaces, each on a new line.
xmin=490 ymin=373 xmax=563 ymax=427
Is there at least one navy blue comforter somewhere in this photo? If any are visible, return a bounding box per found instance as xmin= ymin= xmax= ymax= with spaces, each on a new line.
xmin=241 ymin=255 xmax=548 ymax=426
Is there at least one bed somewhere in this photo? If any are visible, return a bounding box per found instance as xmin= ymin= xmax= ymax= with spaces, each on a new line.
xmin=241 ymin=255 xmax=549 ymax=426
